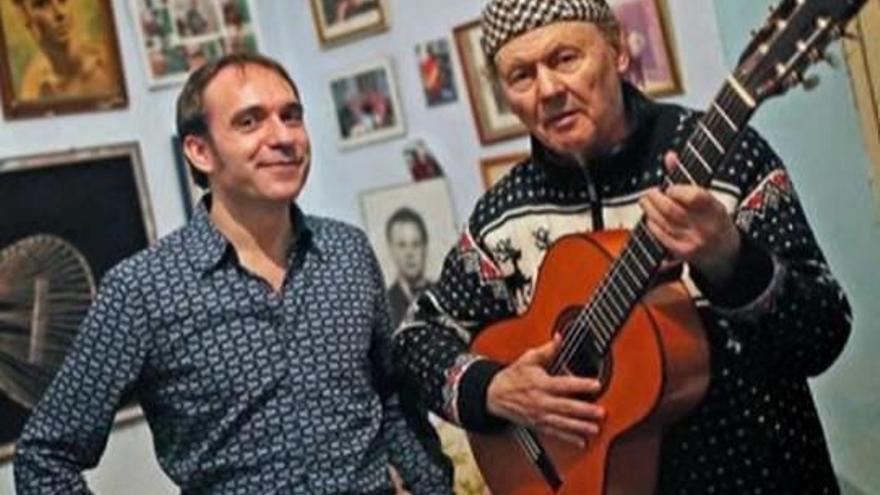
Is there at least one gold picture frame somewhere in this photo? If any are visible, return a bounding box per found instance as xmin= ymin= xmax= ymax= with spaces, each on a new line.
xmin=0 ymin=0 xmax=127 ymax=119
xmin=309 ymin=0 xmax=389 ymax=48
xmin=480 ymin=151 xmax=529 ymax=190
xmin=610 ymin=0 xmax=683 ymax=97
xmin=453 ymin=20 xmax=528 ymax=145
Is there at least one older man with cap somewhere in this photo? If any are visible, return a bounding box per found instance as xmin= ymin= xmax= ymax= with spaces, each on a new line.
xmin=391 ymin=0 xmax=851 ymax=493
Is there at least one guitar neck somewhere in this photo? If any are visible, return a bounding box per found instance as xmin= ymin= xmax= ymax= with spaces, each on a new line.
xmin=550 ymin=79 xmax=756 ymax=373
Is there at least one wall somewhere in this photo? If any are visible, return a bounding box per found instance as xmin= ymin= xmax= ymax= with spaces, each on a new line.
xmin=1 ymin=0 xmax=874 ymax=492
xmin=712 ymin=1 xmax=880 ymax=493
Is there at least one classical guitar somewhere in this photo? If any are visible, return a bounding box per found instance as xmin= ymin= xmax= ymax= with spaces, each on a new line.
xmin=466 ymin=1 xmax=869 ymax=493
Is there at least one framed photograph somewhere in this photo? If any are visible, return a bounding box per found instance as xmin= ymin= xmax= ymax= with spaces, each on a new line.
xmin=171 ymin=135 xmax=204 ymax=218
xmin=610 ymin=0 xmax=682 ymax=97
xmin=129 ymin=0 xmax=261 ymax=88
xmin=415 ymin=38 xmax=458 ymax=107
xmin=480 ymin=151 xmax=529 ymax=190
xmin=0 ymin=0 xmax=127 ymax=119
xmin=328 ymin=58 xmax=405 ymax=150
xmin=453 ymin=20 xmax=527 ymax=145
xmin=309 ymin=0 xmax=389 ymax=47
xmin=359 ymin=178 xmax=488 ymax=494
xmin=0 ymin=143 xmax=156 ymax=461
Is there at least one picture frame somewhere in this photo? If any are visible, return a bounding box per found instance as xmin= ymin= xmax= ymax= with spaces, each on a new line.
xmin=129 ymin=0 xmax=261 ymax=88
xmin=359 ymin=178 xmax=458 ymax=290
xmin=415 ymin=37 xmax=458 ymax=107
xmin=171 ymin=135 xmax=204 ymax=218
xmin=328 ymin=57 xmax=406 ymax=150
xmin=843 ymin=2 xmax=880 ymax=215
xmin=453 ymin=20 xmax=528 ymax=145
xmin=610 ymin=0 xmax=683 ymax=97
xmin=0 ymin=142 xmax=156 ymax=461
xmin=309 ymin=0 xmax=389 ymax=48
xmin=0 ymin=0 xmax=128 ymax=119
xmin=480 ymin=151 xmax=529 ymax=190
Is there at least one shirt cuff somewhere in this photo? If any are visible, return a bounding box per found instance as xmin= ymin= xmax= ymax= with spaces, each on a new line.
xmin=442 ymin=354 xmax=506 ymax=433
xmin=693 ymin=234 xmax=783 ymax=319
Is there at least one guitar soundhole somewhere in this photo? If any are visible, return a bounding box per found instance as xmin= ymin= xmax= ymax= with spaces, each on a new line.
xmin=554 ymin=306 xmax=612 ymax=387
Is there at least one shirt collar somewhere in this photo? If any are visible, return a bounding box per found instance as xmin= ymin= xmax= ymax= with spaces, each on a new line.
xmin=184 ymin=195 xmax=321 ymax=274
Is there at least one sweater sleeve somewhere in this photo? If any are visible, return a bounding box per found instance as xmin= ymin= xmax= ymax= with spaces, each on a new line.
xmin=696 ymin=128 xmax=851 ymax=377
xmin=392 ymin=225 xmax=515 ymax=433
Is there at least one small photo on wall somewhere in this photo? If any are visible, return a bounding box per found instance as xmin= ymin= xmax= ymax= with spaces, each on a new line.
xmin=309 ymin=0 xmax=389 ymax=47
xmin=130 ymin=0 xmax=260 ymax=88
xmin=328 ymin=58 xmax=405 ymax=149
xmin=0 ymin=0 xmax=128 ymax=119
xmin=609 ymin=0 xmax=682 ymax=97
xmin=415 ymin=38 xmax=457 ymax=107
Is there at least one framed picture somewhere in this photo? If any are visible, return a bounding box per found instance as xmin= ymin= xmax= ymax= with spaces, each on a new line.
xmin=129 ymin=0 xmax=261 ymax=88
xmin=309 ymin=0 xmax=389 ymax=47
xmin=415 ymin=38 xmax=458 ymax=107
xmin=480 ymin=151 xmax=529 ymax=189
xmin=0 ymin=142 xmax=155 ymax=461
xmin=610 ymin=0 xmax=682 ymax=97
xmin=0 ymin=0 xmax=127 ymax=119
xmin=358 ymin=179 xmax=487 ymax=494
xmin=453 ymin=20 xmax=528 ymax=145
xmin=328 ymin=58 xmax=405 ymax=150
xmin=171 ymin=135 xmax=204 ymax=218
xmin=844 ymin=2 xmax=880 ymax=214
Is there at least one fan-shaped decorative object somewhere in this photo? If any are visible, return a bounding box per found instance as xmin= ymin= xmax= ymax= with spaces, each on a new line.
xmin=0 ymin=234 xmax=95 ymax=409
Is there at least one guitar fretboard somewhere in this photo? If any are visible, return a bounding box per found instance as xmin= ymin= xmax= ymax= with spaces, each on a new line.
xmin=549 ymin=80 xmax=757 ymax=374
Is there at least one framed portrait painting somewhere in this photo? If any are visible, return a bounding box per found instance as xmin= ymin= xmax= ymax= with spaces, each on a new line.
xmin=328 ymin=58 xmax=405 ymax=150
xmin=453 ymin=20 xmax=527 ymax=145
xmin=609 ymin=0 xmax=683 ymax=97
xmin=480 ymin=151 xmax=529 ymax=190
xmin=0 ymin=0 xmax=127 ymax=119
xmin=309 ymin=0 xmax=389 ymax=47
xmin=0 ymin=142 xmax=155 ymax=461
xmin=129 ymin=0 xmax=261 ymax=88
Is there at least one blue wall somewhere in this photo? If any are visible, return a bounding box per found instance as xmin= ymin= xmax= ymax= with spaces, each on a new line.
xmin=713 ymin=2 xmax=880 ymax=493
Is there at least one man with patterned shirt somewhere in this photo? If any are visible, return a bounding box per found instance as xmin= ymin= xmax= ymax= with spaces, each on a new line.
xmin=14 ymin=53 xmax=452 ymax=494
xmin=392 ymin=0 xmax=851 ymax=493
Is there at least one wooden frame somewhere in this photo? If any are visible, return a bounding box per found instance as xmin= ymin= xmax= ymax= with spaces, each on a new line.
xmin=843 ymin=2 xmax=880 ymax=215
xmin=453 ymin=20 xmax=528 ymax=145
xmin=129 ymin=0 xmax=261 ymax=88
xmin=0 ymin=143 xmax=155 ymax=461
xmin=610 ymin=0 xmax=683 ymax=97
xmin=309 ymin=0 xmax=389 ymax=48
xmin=480 ymin=151 xmax=529 ymax=189
xmin=0 ymin=0 xmax=127 ymax=119
xmin=327 ymin=57 xmax=406 ymax=150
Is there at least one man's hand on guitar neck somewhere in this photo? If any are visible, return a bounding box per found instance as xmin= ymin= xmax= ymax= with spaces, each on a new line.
xmin=485 ymin=334 xmax=606 ymax=448
xmin=639 ymin=151 xmax=742 ymax=288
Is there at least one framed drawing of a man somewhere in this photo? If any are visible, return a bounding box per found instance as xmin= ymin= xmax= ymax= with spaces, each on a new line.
xmin=0 ymin=143 xmax=155 ymax=461
xmin=0 ymin=0 xmax=127 ymax=119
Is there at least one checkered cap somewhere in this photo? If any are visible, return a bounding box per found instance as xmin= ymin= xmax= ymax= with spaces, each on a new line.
xmin=481 ymin=0 xmax=616 ymax=60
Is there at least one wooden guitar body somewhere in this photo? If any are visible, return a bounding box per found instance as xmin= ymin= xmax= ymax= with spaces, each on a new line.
xmin=468 ymin=230 xmax=710 ymax=495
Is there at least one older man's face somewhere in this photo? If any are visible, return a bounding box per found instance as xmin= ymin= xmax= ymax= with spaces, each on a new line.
xmin=494 ymin=21 xmax=630 ymax=156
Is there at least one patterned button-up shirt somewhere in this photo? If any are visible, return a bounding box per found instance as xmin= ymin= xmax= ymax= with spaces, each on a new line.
xmin=14 ymin=202 xmax=451 ymax=494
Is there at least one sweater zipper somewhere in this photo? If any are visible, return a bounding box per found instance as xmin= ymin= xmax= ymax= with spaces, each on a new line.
xmin=582 ymin=166 xmax=604 ymax=231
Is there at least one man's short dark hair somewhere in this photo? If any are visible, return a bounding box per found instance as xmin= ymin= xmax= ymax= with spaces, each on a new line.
xmin=385 ymin=207 xmax=428 ymax=244
xmin=175 ymin=52 xmax=300 ymax=188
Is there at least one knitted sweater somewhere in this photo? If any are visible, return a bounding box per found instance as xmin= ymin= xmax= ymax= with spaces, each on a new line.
xmin=392 ymin=84 xmax=851 ymax=494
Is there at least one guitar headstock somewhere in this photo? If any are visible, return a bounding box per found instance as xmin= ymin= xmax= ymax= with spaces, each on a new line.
xmin=735 ymin=0 xmax=867 ymax=103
